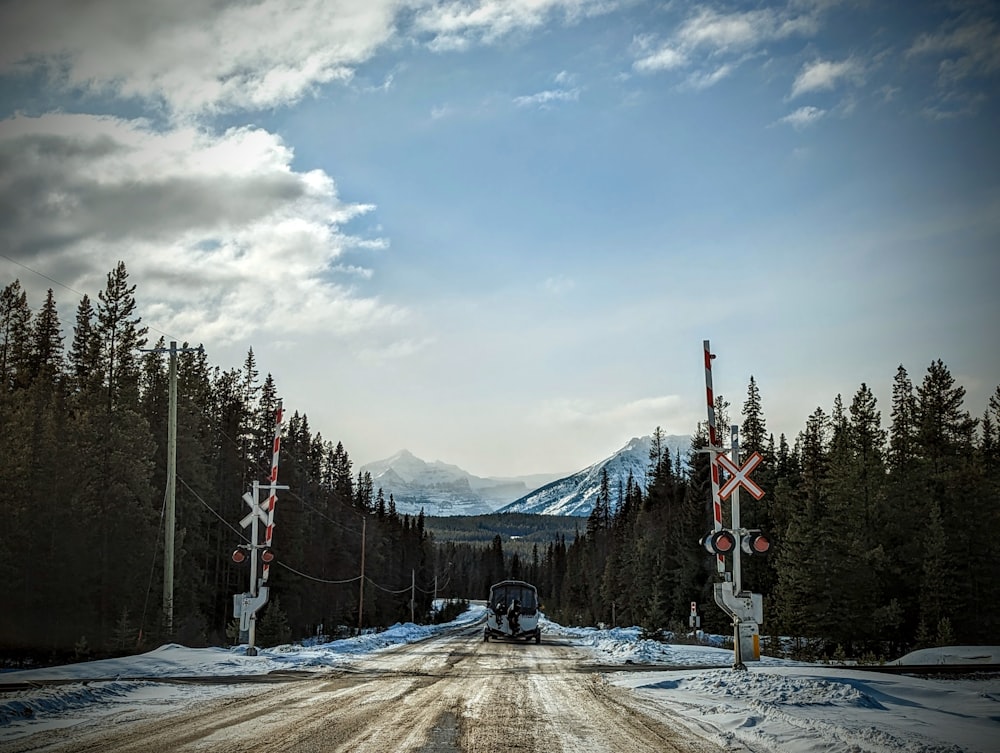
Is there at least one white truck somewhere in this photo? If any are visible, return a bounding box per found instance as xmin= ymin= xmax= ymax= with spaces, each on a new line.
xmin=483 ymin=580 xmax=542 ymax=644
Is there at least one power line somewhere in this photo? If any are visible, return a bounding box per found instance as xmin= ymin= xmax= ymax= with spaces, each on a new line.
xmin=364 ymin=577 xmax=411 ymax=595
xmin=178 ymin=476 xmax=250 ymax=544
xmin=178 ymin=475 xmax=374 ymax=588
xmin=1 ymin=251 xmax=179 ymax=342
xmin=1 ymin=252 xmax=89 ymax=299
xmin=283 ymin=487 xmax=366 ymax=538
xmin=276 ymin=562 xmax=362 ymax=585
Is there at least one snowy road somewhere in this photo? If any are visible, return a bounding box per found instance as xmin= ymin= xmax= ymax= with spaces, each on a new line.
xmin=0 ymin=626 xmax=723 ymax=753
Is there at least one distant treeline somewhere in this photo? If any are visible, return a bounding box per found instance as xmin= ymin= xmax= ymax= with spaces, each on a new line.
xmin=424 ymin=513 xmax=580 ymax=546
xmin=2 ymin=264 xmax=998 ymax=661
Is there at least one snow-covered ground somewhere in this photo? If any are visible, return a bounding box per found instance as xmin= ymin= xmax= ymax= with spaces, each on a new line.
xmin=1 ymin=605 xmax=996 ymax=753
xmin=553 ymin=621 xmax=998 ymax=753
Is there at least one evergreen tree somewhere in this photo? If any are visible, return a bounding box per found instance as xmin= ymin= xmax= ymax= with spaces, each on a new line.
xmin=740 ymin=376 xmax=775 ymax=594
xmin=741 ymin=376 xmax=767 ymax=454
xmin=586 ymin=467 xmax=612 ymax=538
xmin=28 ymin=288 xmax=64 ymax=388
xmin=888 ymin=365 xmax=916 ymax=473
xmin=355 ymin=470 xmax=374 ymax=512
xmin=256 ymin=597 xmax=292 ymax=647
xmin=331 ymin=441 xmax=353 ymax=505
xmin=913 ymin=360 xmax=981 ymax=641
xmin=0 ymin=280 xmax=32 ymax=390
xmin=774 ymin=407 xmax=832 ymax=642
xmin=68 ymin=294 xmax=102 ymax=397
xmin=96 ymin=261 xmax=148 ymax=412
xmin=918 ymin=500 xmax=951 ymax=632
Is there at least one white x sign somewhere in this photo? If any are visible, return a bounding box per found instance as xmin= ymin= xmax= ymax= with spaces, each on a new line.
xmin=240 ymin=491 xmax=269 ymax=529
xmin=716 ymin=451 xmax=765 ymax=500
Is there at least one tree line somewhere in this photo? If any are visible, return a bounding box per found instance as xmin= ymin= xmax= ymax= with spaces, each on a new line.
xmin=1 ymin=265 xmax=481 ymax=657
xmin=528 ymin=371 xmax=1000 ymax=658
xmin=3 ymin=263 xmax=997 ymax=660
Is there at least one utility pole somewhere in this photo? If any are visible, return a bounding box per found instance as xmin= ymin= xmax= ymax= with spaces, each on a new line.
xmin=357 ymin=516 xmax=366 ymax=636
xmin=411 ymin=569 xmax=416 ymax=623
xmin=141 ymin=340 xmax=201 ymax=636
xmin=165 ymin=342 xmax=177 ymax=636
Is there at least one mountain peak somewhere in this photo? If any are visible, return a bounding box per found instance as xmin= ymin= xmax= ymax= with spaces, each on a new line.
xmin=499 ymin=433 xmax=691 ymax=517
xmin=623 ymin=436 xmax=649 ymax=452
xmin=359 ymin=451 xmax=547 ymax=517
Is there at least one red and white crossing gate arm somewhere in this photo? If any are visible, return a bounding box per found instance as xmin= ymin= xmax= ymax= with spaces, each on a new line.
xmin=261 ymin=401 xmax=284 ymax=584
xmin=703 ymin=341 xmax=725 ymax=574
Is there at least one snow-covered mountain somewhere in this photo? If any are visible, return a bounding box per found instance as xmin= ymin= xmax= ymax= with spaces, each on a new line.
xmin=497 ymin=434 xmax=691 ymax=517
xmin=360 ymin=450 xmax=562 ymax=517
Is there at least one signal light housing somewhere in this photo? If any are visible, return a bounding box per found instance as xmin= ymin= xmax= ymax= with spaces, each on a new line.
xmin=232 ymin=549 xmax=246 ymax=564
xmin=701 ymin=529 xmax=737 ymax=555
xmin=741 ymin=530 xmax=771 ymax=556
xmin=260 ymin=548 xmax=274 ymax=563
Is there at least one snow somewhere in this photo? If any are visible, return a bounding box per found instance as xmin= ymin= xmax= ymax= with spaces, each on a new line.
xmin=2 ymin=606 xmax=996 ymax=753
xmin=550 ymin=621 xmax=999 ymax=753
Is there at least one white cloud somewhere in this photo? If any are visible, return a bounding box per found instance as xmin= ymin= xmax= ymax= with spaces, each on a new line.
xmin=684 ymin=63 xmax=736 ymax=90
xmin=632 ymin=2 xmax=828 ymax=87
xmin=413 ymin=0 xmax=618 ymax=49
xmin=634 ymin=44 xmax=687 ymax=73
xmin=0 ymin=0 xmax=399 ymax=116
xmin=0 ymin=1 xmax=625 ymax=116
xmin=536 ymin=395 xmax=690 ymax=436
xmin=790 ymin=57 xmax=865 ymax=98
xmin=675 ymin=7 xmax=811 ymax=52
xmin=0 ymin=113 xmax=401 ymax=344
xmin=907 ymin=19 xmax=1000 ymax=83
xmin=513 ymin=88 xmax=581 ymax=107
xmin=903 ymin=16 xmax=999 ymax=118
xmin=777 ymin=105 xmax=826 ymax=128
xmin=356 ymin=336 xmax=436 ymax=364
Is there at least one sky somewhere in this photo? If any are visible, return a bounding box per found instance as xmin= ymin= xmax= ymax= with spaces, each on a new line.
xmin=1 ymin=607 xmax=997 ymax=753
xmin=1 ymin=0 xmax=998 ymax=478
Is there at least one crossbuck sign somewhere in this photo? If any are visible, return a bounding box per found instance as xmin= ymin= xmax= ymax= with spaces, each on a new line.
xmin=716 ymin=451 xmax=765 ymax=500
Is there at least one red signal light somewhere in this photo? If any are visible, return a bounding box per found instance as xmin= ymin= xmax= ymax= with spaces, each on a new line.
xmin=741 ymin=530 xmax=771 ymax=555
xmin=701 ymin=529 xmax=737 ymax=555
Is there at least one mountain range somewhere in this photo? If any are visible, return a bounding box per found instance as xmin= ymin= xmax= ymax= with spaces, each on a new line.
xmin=360 ymin=434 xmax=692 ymax=518
xmin=359 ymin=450 xmax=563 ymax=517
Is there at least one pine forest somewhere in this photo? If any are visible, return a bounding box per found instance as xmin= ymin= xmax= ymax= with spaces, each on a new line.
xmin=2 ymin=263 xmax=998 ymax=663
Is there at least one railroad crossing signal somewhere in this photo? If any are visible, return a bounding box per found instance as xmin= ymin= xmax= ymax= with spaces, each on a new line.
xmin=698 ymin=343 xmax=770 ymax=671
xmin=701 ymin=529 xmax=736 ymax=555
xmin=741 ymin=530 xmax=771 ymax=556
xmin=716 ymin=451 xmax=765 ymax=500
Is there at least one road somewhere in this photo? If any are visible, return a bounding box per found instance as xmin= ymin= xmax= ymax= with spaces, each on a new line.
xmin=1 ymin=626 xmax=725 ymax=753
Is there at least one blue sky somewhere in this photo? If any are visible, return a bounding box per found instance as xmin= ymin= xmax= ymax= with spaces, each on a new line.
xmin=1 ymin=0 xmax=998 ymax=477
